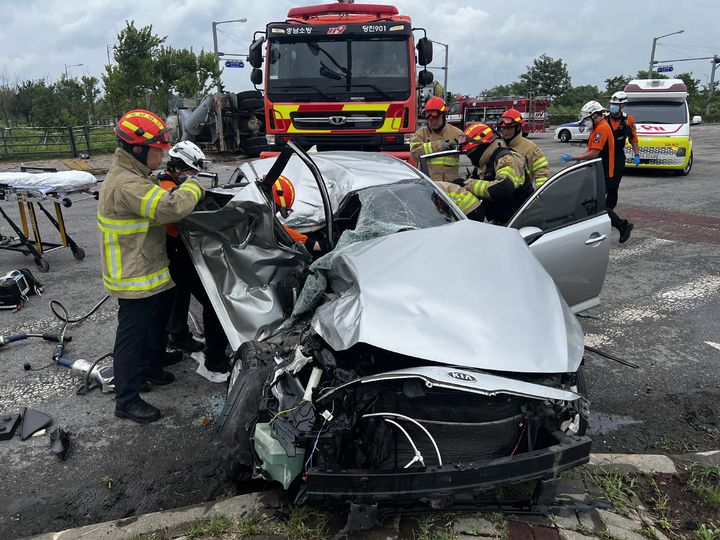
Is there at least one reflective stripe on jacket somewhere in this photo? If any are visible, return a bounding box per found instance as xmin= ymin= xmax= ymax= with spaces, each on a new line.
xmin=464 ymin=142 xmax=532 ymax=224
xmin=409 ymin=123 xmax=464 ymax=182
xmin=506 ymin=135 xmax=550 ymax=189
xmin=98 ymin=147 xmax=204 ymax=299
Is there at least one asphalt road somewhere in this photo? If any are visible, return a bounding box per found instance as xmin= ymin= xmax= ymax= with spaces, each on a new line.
xmin=1 ymin=126 xmax=719 ymax=538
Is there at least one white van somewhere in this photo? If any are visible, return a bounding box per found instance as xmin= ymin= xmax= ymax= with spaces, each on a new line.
xmin=623 ymin=79 xmax=693 ymax=176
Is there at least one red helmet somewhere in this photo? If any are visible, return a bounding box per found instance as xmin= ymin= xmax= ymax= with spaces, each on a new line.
xmin=273 ymin=175 xmax=295 ymax=209
xmin=497 ymin=108 xmax=524 ymax=127
xmin=423 ymin=96 xmax=447 ymax=117
xmin=115 ymin=109 xmax=172 ymax=149
xmin=461 ymin=123 xmax=497 ymax=152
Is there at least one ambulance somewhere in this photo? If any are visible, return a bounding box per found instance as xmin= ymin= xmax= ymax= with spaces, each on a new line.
xmin=623 ymin=79 xmax=693 ymax=175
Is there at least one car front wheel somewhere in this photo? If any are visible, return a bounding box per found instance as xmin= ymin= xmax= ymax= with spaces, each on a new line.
xmin=675 ymin=151 xmax=693 ymax=176
xmin=558 ymin=130 xmax=571 ymax=143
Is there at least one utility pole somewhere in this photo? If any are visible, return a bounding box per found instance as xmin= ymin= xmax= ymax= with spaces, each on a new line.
xmin=428 ymin=40 xmax=449 ymax=101
xmin=707 ymin=55 xmax=720 ymax=116
xmin=648 ymin=30 xmax=684 ymax=77
xmin=212 ymin=18 xmax=247 ymax=93
xmin=64 ymin=63 xmax=83 ymax=78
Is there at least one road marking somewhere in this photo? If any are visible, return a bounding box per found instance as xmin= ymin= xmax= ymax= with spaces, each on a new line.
xmin=705 ymin=341 xmax=720 ymax=352
xmin=609 ymin=237 xmax=675 ymax=263
xmin=589 ymin=275 xmax=720 ymax=349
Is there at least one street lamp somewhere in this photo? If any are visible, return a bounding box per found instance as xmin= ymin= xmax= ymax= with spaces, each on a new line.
xmin=212 ymin=18 xmax=248 ymax=92
xmin=429 ymin=40 xmax=449 ymax=101
xmin=64 ymin=63 xmax=83 ymax=77
xmin=648 ymin=30 xmax=684 ymax=77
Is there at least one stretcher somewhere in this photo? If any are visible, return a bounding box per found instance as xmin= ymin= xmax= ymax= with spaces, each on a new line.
xmin=0 ymin=166 xmax=98 ymax=272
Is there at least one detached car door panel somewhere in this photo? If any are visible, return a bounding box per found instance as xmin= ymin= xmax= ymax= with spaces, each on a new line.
xmin=508 ymin=159 xmax=610 ymax=313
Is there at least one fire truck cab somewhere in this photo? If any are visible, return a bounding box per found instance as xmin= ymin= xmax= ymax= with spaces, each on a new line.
xmin=447 ymin=96 xmax=549 ymax=136
xmin=248 ymin=2 xmax=434 ymax=161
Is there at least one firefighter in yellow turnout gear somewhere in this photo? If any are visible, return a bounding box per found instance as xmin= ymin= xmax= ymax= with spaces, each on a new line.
xmin=457 ymin=123 xmax=532 ymax=225
xmin=410 ymin=97 xmax=482 ymax=218
xmin=98 ymin=109 xmax=204 ymax=424
xmin=495 ymin=108 xmax=550 ymax=189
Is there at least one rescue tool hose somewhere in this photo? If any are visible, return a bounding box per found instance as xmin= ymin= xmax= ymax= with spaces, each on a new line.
xmin=49 ymin=295 xmax=110 ymax=361
xmin=584 ymin=345 xmax=639 ymax=369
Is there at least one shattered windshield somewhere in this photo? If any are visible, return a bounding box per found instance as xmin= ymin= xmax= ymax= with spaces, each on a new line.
xmin=267 ymin=38 xmax=411 ymax=102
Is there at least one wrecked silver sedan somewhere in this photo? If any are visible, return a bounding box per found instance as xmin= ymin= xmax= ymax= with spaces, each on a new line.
xmin=180 ymin=143 xmax=611 ymax=518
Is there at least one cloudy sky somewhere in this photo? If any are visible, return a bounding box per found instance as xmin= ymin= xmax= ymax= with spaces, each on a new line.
xmin=1 ymin=0 xmax=717 ymax=96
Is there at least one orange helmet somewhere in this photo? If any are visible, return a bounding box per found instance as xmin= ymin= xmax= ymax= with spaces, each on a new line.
xmin=115 ymin=109 xmax=172 ymax=149
xmin=461 ymin=123 xmax=497 ymax=152
xmin=497 ymin=108 xmax=524 ymax=127
xmin=273 ymin=175 xmax=295 ymax=209
xmin=423 ymin=96 xmax=447 ymax=117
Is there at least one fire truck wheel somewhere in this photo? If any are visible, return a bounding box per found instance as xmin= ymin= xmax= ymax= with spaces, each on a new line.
xmin=243 ymin=136 xmax=268 ymax=158
xmin=236 ymin=90 xmax=262 ymax=101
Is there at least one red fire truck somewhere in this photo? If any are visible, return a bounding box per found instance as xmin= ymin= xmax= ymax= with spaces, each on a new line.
xmin=247 ymin=2 xmax=434 ymax=160
xmin=446 ymin=96 xmax=549 ymax=136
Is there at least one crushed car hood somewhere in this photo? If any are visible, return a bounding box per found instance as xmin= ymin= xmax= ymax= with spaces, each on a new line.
xmin=312 ymin=220 xmax=584 ymax=374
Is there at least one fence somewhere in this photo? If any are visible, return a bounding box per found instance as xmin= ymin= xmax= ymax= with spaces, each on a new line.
xmin=0 ymin=125 xmax=117 ymax=160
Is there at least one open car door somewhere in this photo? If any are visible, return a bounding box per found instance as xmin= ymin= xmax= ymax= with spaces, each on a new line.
xmin=507 ymin=159 xmax=610 ymax=313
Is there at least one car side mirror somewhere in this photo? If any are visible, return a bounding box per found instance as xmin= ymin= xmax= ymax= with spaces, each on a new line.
xmin=249 ymin=36 xmax=265 ymax=68
xmin=418 ymin=69 xmax=433 ymax=87
xmin=251 ymin=68 xmax=263 ymax=85
xmin=416 ymin=37 xmax=433 ymax=66
xmin=519 ymin=226 xmax=544 ymax=245
xmin=691 ymin=115 xmax=702 ymax=125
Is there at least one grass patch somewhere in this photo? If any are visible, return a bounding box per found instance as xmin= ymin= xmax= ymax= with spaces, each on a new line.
xmin=585 ymin=466 xmax=637 ymax=510
xmin=186 ymin=514 xmax=234 ymax=539
xmin=274 ymin=505 xmax=329 ymax=540
xmin=696 ymin=522 xmax=720 ymax=540
xmin=414 ymin=514 xmax=458 ymax=540
xmin=688 ymin=464 xmax=720 ymax=509
xmin=487 ymin=512 xmax=509 ymax=539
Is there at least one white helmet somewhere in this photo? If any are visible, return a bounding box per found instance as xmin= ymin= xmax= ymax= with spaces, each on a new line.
xmin=609 ymin=91 xmax=628 ymax=104
xmin=169 ymin=141 xmax=210 ymax=172
xmin=579 ymin=100 xmax=605 ymax=121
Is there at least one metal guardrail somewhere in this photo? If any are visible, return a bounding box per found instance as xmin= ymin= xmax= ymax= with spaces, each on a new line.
xmin=0 ymin=125 xmax=117 ymax=160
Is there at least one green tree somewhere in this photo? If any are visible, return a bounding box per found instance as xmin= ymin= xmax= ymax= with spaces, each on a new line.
xmin=604 ymin=75 xmax=631 ymax=95
xmin=80 ymin=76 xmax=101 ymax=123
xmin=103 ymin=21 xmax=165 ymax=112
xmin=154 ymin=47 xmax=221 ymax=112
xmin=480 ymin=81 xmax=527 ymax=97
xmin=551 ymin=84 xmax=601 ymax=112
xmin=519 ymin=54 xmax=571 ymax=99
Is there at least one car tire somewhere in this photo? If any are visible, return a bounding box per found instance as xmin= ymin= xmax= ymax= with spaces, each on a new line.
xmin=675 ymin=151 xmax=693 ymax=176
xmin=219 ymin=341 xmax=276 ymax=486
xmin=570 ymin=365 xmax=589 ymax=436
xmin=559 ymin=130 xmax=571 ymax=143
xmin=243 ymin=135 xmax=269 ymax=158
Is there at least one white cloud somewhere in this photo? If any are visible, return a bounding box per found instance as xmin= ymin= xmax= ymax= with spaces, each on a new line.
xmin=0 ymin=0 xmax=717 ymax=98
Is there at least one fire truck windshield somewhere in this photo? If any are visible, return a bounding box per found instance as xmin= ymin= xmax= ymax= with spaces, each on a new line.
xmin=267 ymin=38 xmax=411 ymax=102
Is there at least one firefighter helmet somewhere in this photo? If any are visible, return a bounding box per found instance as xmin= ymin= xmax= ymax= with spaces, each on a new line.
xmin=169 ymin=141 xmax=209 ymax=172
xmin=497 ymin=108 xmax=524 ymax=127
xmin=423 ymin=96 xmax=447 ymax=116
xmin=461 ymin=123 xmax=497 ymax=152
xmin=579 ymin=100 xmax=605 ymax=121
xmin=273 ymin=176 xmax=296 ymax=209
xmin=609 ymin=91 xmax=628 ymax=104
xmin=115 ymin=109 xmax=173 ymax=149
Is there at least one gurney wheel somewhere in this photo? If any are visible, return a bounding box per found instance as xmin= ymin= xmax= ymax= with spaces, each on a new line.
xmin=34 ymin=258 xmax=50 ymax=273
xmin=71 ymin=246 xmax=85 ymax=260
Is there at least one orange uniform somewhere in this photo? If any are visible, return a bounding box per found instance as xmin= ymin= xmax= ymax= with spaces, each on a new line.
xmin=586 ymin=118 xmax=615 ymax=179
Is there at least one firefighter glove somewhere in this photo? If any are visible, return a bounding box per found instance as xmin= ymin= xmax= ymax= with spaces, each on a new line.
xmin=452 ymin=177 xmax=466 ymax=186
xmin=559 ymin=152 xmax=573 ymax=163
xmin=441 ymin=139 xmax=454 ymax=151
xmin=633 ymin=154 xmax=641 ymax=167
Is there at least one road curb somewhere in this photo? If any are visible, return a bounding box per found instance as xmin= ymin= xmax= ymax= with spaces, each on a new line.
xmin=24 ymin=450 xmax=719 ymax=540
xmin=25 ymin=490 xmax=283 ymax=540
